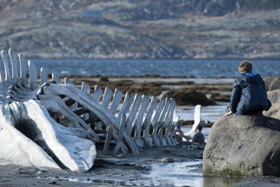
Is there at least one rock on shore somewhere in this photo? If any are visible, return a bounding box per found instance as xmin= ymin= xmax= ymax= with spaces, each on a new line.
xmin=203 ymin=115 xmax=280 ymax=177
xmin=264 ymin=77 xmax=280 ymax=91
xmin=264 ymin=89 xmax=280 ymax=120
xmin=167 ymin=90 xmax=215 ymax=106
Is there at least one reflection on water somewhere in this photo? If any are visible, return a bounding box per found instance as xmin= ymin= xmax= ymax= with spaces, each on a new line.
xmin=43 ymin=160 xmax=249 ymax=187
xmin=138 ymin=161 xmax=203 ymax=186
xmin=203 ymin=175 xmax=248 ymax=187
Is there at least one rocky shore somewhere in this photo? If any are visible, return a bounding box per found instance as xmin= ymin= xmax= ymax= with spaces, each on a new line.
xmin=67 ymin=75 xmax=233 ymax=104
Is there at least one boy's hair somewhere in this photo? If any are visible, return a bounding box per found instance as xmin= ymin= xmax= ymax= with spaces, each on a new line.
xmin=238 ymin=61 xmax=252 ymax=73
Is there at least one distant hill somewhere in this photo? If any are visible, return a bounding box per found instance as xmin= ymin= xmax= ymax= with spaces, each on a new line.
xmin=0 ymin=0 xmax=280 ymax=59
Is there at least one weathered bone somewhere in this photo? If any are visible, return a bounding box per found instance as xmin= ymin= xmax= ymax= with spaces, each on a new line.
xmin=143 ymin=96 xmax=158 ymax=147
xmin=0 ymin=49 xmax=202 ymax=172
xmin=151 ymin=97 xmax=166 ymax=146
xmin=118 ymin=92 xmax=134 ymax=119
xmin=109 ymin=89 xmax=123 ymax=114
xmin=0 ymin=104 xmax=60 ymax=169
xmin=126 ymin=94 xmax=142 ymax=135
xmin=40 ymin=83 xmax=139 ymax=154
xmin=133 ymin=95 xmax=149 ymax=148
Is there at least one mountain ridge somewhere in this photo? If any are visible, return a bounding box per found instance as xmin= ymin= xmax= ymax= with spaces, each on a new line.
xmin=0 ymin=0 xmax=279 ymax=59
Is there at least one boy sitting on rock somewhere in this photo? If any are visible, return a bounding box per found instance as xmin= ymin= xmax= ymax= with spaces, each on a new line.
xmin=223 ymin=61 xmax=271 ymax=117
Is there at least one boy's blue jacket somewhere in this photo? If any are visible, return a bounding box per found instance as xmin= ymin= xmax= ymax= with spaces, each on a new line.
xmin=229 ymin=73 xmax=271 ymax=114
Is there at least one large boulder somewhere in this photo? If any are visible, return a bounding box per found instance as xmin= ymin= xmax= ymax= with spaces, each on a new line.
xmin=264 ymin=77 xmax=280 ymax=91
xmin=203 ymin=115 xmax=280 ymax=176
xmin=263 ymin=89 xmax=280 ymax=119
xmin=267 ymin=89 xmax=280 ymax=104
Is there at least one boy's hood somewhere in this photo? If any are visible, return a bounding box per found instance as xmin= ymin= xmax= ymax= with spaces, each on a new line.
xmin=240 ymin=73 xmax=262 ymax=83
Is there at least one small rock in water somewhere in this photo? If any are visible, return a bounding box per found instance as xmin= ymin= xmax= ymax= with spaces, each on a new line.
xmin=161 ymin=157 xmax=174 ymax=163
xmin=99 ymin=76 xmax=109 ymax=82
xmin=162 ymin=149 xmax=172 ymax=153
xmin=49 ymin=181 xmax=57 ymax=185
xmin=37 ymin=170 xmax=47 ymax=174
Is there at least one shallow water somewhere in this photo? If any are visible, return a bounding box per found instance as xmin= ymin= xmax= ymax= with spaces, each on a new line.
xmin=40 ymin=159 xmax=251 ymax=187
xmin=44 ymin=161 xmax=203 ymax=186
xmin=177 ymin=102 xmax=228 ymax=122
xmin=140 ymin=161 xmax=203 ymax=186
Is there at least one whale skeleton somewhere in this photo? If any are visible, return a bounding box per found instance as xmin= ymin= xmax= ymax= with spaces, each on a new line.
xmin=0 ymin=49 xmax=204 ymax=171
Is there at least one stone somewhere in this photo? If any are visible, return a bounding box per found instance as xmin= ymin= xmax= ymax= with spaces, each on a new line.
xmin=263 ymin=102 xmax=280 ymax=120
xmin=203 ymin=115 xmax=280 ymax=177
xmin=267 ymin=89 xmax=280 ymax=104
xmin=264 ymin=76 xmax=276 ymax=90
xmin=263 ymin=89 xmax=280 ymax=119
xmin=269 ymin=77 xmax=280 ymax=91
xmin=264 ymin=77 xmax=280 ymax=91
xmin=171 ymin=90 xmax=215 ymax=106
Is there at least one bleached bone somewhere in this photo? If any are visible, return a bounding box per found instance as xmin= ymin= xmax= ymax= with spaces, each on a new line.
xmin=28 ymin=60 xmax=38 ymax=90
xmin=1 ymin=50 xmax=12 ymax=82
xmin=52 ymin=73 xmax=60 ymax=83
xmin=92 ymin=85 xmax=103 ymax=100
xmin=100 ymin=88 xmax=123 ymax=155
xmin=133 ymin=95 xmax=149 ymax=148
xmin=0 ymin=49 xmax=99 ymax=171
xmin=0 ymin=104 xmax=60 ymax=169
xmin=162 ymin=99 xmax=177 ymax=145
xmin=101 ymin=87 xmax=113 ymax=108
xmin=102 ymin=89 xmax=123 ymax=154
xmin=62 ymin=81 xmax=130 ymax=155
xmin=84 ymin=86 xmax=130 ymax=155
xmin=182 ymin=105 xmax=205 ymax=144
xmin=38 ymin=94 xmax=100 ymax=142
xmin=39 ymin=83 xmax=139 ymax=154
xmin=8 ymin=49 xmax=19 ymax=81
xmin=126 ymin=94 xmax=142 ymax=135
xmin=109 ymin=89 xmax=123 ymax=114
xmin=96 ymin=87 xmax=113 ymax=130
xmin=143 ymin=96 xmax=158 ymax=147
xmin=151 ymin=97 xmax=166 ymax=146
xmin=157 ymin=98 xmax=171 ymax=146
xmin=81 ymin=86 xmax=130 ymax=154
xmin=0 ymin=49 xmax=196 ymax=171
xmin=54 ymin=82 xmax=130 ymax=155
xmin=103 ymin=92 xmax=135 ymax=154
xmin=117 ymin=92 xmax=134 ymax=119
xmin=40 ymin=67 xmax=48 ymax=85
xmin=18 ymin=54 xmax=28 ymax=87
xmin=184 ymin=105 xmax=201 ymax=138
xmin=0 ymin=100 xmax=96 ymax=171
xmin=112 ymin=114 xmax=126 ymax=156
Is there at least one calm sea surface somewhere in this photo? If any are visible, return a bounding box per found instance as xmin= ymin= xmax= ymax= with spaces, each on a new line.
xmin=32 ymin=59 xmax=280 ymax=77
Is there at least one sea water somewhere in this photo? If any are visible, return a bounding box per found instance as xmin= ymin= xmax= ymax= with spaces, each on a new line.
xmin=32 ymin=59 xmax=280 ymax=78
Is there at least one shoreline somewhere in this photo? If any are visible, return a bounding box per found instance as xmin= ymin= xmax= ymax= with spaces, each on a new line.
xmin=1 ymin=141 xmax=279 ymax=186
xmin=2 ymin=76 xmax=278 ymax=186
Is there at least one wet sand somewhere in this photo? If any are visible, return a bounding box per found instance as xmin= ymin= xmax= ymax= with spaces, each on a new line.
xmin=0 ymin=142 xmax=204 ymax=187
xmin=1 ymin=142 xmax=279 ymax=187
